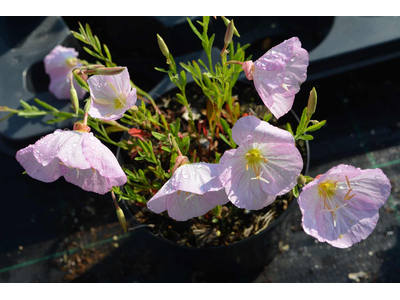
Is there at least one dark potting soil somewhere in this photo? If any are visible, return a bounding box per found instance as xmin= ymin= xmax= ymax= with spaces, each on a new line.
xmin=122 ymin=82 xmax=309 ymax=247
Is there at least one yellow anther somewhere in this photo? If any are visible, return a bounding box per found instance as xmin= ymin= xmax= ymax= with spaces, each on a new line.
xmin=246 ymin=164 xmax=249 ymax=171
xmin=339 ymin=235 xmax=343 ymax=238
xmin=186 ymin=192 xmax=189 ymax=195
xmin=177 ymin=190 xmax=181 ymax=194
xmin=264 ymin=158 xmax=268 ymax=163
xmin=281 ymin=83 xmax=291 ymax=91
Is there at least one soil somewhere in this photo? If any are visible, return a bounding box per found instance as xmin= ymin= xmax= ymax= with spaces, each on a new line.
xmin=121 ymin=81 xmax=309 ymax=247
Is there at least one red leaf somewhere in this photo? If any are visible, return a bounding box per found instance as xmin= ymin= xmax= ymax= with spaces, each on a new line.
xmin=128 ymin=128 xmax=151 ymax=141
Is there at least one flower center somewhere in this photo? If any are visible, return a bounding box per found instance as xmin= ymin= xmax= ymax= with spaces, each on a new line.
xmin=106 ymin=80 xmax=127 ymax=110
xmin=65 ymin=58 xmax=78 ymax=68
xmin=245 ymin=148 xmax=269 ymax=183
xmin=318 ymin=176 xmax=356 ymax=227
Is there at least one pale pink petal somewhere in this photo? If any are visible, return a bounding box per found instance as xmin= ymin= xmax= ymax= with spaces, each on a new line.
xmin=172 ymin=163 xmax=223 ymax=194
xmin=81 ymin=132 xmax=127 ymax=180
xmin=219 ymin=149 xmax=276 ymax=210
xmin=147 ymin=162 xmax=229 ymax=220
xmin=60 ymin=164 xmax=112 ymax=194
xmin=33 ymin=130 xmax=91 ymax=169
xmin=252 ymin=37 xmax=309 ymax=119
xmin=16 ymin=145 xmax=62 ymax=183
xmin=166 ymin=190 xmax=226 ymax=221
xmin=88 ymin=68 xmax=137 ymax=121
xmin=299 ymin=165 xmax=391 ymax=248
xmin=48 ymin=71 xmax=86 ymax=100
xmin=232 ymin=115 xmax=295 ymax=145
xmin=44 ymin=45 xmax=79 ymax=76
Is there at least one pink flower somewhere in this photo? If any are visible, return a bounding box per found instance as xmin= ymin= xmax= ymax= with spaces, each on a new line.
xmin=87 ymin=68 xmax=137 ymax=121
xmin=16 ymin=127 xmax=127 ymax=195
xmin=44 ymin=45 xmax=86 ymax=100
xmin=298 ymin=164 xmax=391 ymax=248
xmin=218 ymin=115 xmax=303 ymax=210
xmin=242 ymin=37 xmax=309 ymax=119
xmin=147 ymin=163 xmax=229 ymax=221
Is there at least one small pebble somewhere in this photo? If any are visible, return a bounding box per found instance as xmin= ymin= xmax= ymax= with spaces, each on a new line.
xmin=113 ymin=243 xmax=119 ymax=248
xmin=112 ymin=235 xmax=118 ymax=241
xmin=18 ymin=246 xmax=23 ymax=251
xmin=368 ymin=251 xmax=373 ymax=256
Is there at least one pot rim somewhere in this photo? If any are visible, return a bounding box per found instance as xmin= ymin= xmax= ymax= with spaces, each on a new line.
xmin=116 ymin=109 xmax=310 ymax=250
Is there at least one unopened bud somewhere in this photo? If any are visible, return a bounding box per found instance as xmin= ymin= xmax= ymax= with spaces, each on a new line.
xmin=224 ymin=19 xmax=235 ymax=46
xmin=130 ymin=105 xmax=139 ymax=113
xmin=297 ymin=175 xmax=306 ymax=186
xmin=73 ymin=122 xmax=91 ymax=132
xmin=93 ymin=67 xmax=126 ymax=76
xmin=310 ymin=120 xmax=320 ymax=125
xmin=70 ymin=88 xmax=80 ymax=116
xmin=157 ymin=34 xmax=170 ymax=58
xmin=84 ymin=98 xmax=91 ymax=114
xmin=116 ymin=207 xmax=128 ymax=233
xmin=171 ymin=155 xmax=189 ymax=175
xmin=306 ymin=87 xmax=317 ymax=117
xmin=221 ymin=16 xmax=240 ymax=37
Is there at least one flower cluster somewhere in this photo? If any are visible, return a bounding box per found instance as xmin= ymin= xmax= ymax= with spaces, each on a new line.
xmin=10 ymin=19 xmax=391 ymax=249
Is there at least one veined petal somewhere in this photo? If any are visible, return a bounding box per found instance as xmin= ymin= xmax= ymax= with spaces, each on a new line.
xmin=252 ymin=37 xmax=309 ymax=119
xmin=219 ymin=149 xmax=276 ymax=210
xmin=232 ymin=115 xmax=295 ymax=145
xmin=88 ymin=68 xmax=137 ymax=121
xmin=298 ymin=165 xmax=391 ymax=248
xmin=44 ymin=45 xmax=79 ymax=76
xmin=60 ymin=164 xmax=113 ymax=195
xmin=166 ymin=189 xmax=227 ymax=221
xmin=172 ymin=163 xmax=223 ymax=194
xmin=81 ymin=132 xmax=127 ymax=180
xmin=33 ymin=130 xmax=90 ymax=170
xmin=16 ymin=145 xmax=62 ymax=183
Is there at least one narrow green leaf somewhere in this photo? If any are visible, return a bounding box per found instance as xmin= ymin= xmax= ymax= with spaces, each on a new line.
xmin=296 ymin=107 xmax=308 ymax=136
xmin=154 ymin=67 xmax=169 ymax=73
xmin=298 ymin=134 xmax=314 ymax=141
xmin=94 ymin=36 xmax=102 ymax=54
xmin=286 ymin=123 xmax=294 ymax=135
xmin=83 ymin=46 xmax=105 ymax=61
xmin=19 ymin=100 xmax=32 ymax=110
xmin=186 ymin=18 xmax=204 ymax=42
xmin=103 ymin=44 xmax=112 ymax=62
xmin=220 ymin=118 xmax=231 ymax=136
xmin=85 ymin=23 xmax=93 ymax=43
xmin=34 ymin=98 xmax=59 ymax=112
xmin=293 ymin=185 xmax=299 ymax=198
xmin=305 ymin=120 xmax=326 ymax=133
xmin=219 ymin=133 xmax=231 ymax=147
xmin=151 ymin=131 xmax=166 ymax=141
xmin=71 ymin=31 xmax=90 ymax=44
xmin=263 ymin=113 xmax=272 ymax=122
xmin=161 ymin=146 xmax=171 ymax=153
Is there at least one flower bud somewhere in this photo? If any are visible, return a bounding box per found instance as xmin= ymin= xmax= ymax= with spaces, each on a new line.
xmin=130 ymin=105 xmax=139 ymax=113
xmin=73 ymin=122 xmax=91 ymax=132
xmin=306 ymin=87 xmax=317 ymax=117
xmin=70 ymin=87 xmax=80 ymax=116
xmin=297 ymin=175 xmax=306 ymax=186
xmin=92 ymin=67 xmax=126 ymax=76
xmin=84 ymin=98 xmax=91 ymax=114
xmin=171 ymin=155 xmax=189 ymax=175
xmin=157 ymin=34 xmax=170 ymax=58
xmin=224 ymin=19 xmax=235 ymax=46
xmin=116 ymin=207 xmax=128 ymax=233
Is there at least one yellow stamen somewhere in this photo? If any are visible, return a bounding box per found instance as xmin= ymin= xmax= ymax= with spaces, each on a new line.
xmin=177 ymin=190 xmax=181 ymax=194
